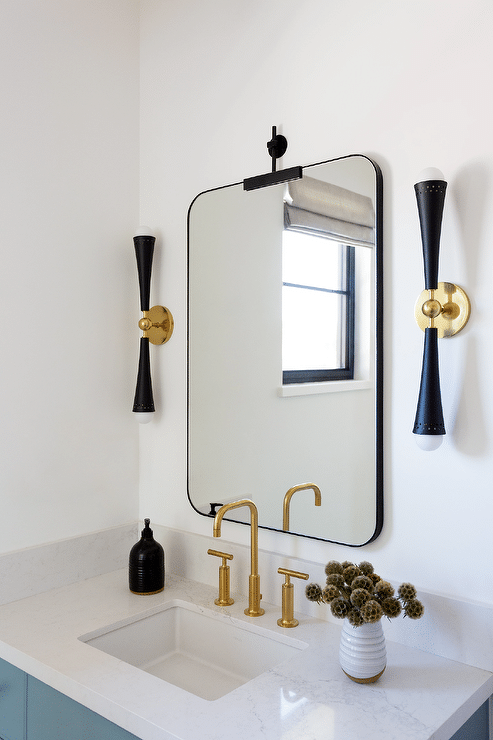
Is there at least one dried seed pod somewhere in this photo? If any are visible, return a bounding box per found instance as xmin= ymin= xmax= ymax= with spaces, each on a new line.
xmin=351 ymin=574 xmax=373 ymax=591
xmin=381 ymin=597 xmax=402 ymax=618
xmin=326 ymin=573 xmax=345 ymax=588
xmin=358 ymin=561 xmax=374 ymax=575
xmin=305 ymin=583 xmax=323 ymax=603
xmin=375 ymin=580 xmax=395 ymax=598
xmin=361 ymin=599 xmax=383 ymax=623
xmin=398 ymin=583 xmax=417 ymax=601
xmin=325 ymin=560 xmax=344 ymax=576
xmin=405 ymin=599 xmax=424 ymax=619
xmin=347 ymin=608 xmax=365 ymax=627
xmin=343 ymin=565 xmax=361 ymax=584
xmin=350 ymin=588 xmax=371 ymax=609
xmin=330 ymin=596 xmax=350 ymax=619
xmin=322 ymin=584 xmax=340 ymax=603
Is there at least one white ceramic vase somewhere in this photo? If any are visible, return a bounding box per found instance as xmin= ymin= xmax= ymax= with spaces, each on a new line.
xmin=339 ymin=619 xmax=386 ymax=683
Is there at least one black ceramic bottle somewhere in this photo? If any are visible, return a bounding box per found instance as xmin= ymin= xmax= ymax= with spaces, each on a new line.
xmin=129 ymin=519 xmax=165 ymax=594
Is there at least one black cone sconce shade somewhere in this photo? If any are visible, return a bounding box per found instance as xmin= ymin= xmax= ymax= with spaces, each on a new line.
xmin=413 ymin=169 xmax=470 ymax=450
xmin=133 ymin=228 xmax=174 ymax=423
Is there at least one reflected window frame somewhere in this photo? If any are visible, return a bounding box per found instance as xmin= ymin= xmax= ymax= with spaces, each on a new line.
xmin=282 ymin=234 xmax=355 ymax=385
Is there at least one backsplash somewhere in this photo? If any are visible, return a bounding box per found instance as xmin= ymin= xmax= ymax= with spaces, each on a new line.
xmin=1 ymin=522 xmax=493 ymax=674
xmin=0 ymin=523 xmax=137 ymax=606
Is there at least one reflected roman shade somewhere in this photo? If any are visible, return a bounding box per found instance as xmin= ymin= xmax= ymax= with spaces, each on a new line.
xmin=284 ymin=176 xmax=375 ymax=247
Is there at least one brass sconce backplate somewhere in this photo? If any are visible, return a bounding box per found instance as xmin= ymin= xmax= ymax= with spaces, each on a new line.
xmin=415 ymin=282 xmax=470 ymax=338
xmin=138 ymin=305 xmax=174 ymax=345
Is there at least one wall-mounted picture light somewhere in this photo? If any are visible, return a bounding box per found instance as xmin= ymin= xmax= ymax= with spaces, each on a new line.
xmin=413 ymin=169 xmax=471 ymax=450
xmin=133 ymin=227 xmax=174 ymax=423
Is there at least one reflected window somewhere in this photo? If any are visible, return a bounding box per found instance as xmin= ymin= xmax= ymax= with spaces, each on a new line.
xmin=282 ymin=229 xmax=355 ymax=384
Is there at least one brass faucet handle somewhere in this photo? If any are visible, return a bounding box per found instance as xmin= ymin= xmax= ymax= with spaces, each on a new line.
xmin=207 ymin=549 xmax=233 ymax=564
xmin=277 ymin=568 xmax=309 ymax=629
xmin=207 ymin=549 xmax=234 ymax=606
xmin=278 ymin=567 xmax=310 ymax=583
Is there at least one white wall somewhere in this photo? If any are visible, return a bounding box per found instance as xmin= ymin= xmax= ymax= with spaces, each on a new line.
xmin=139 ymin=0 xmax=493 ymax=605
xmin=0 ymin=0 xmax=141 ymax=552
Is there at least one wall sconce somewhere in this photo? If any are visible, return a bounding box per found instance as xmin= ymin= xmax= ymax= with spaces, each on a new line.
xmin=413 ymin=169 xmax=470 ymax=450
xmin=133 ymin=227 xmax=174 ymax=423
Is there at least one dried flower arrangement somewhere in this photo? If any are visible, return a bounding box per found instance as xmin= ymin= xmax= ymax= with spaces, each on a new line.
xmin=305 ymin=560 xmax=424 ymax=626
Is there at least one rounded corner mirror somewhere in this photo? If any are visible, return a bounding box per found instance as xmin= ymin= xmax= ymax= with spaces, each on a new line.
xmin=187 ymin=154 xmax=383 ymax=546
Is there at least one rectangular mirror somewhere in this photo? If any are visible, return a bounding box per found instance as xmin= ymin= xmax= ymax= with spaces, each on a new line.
xmin=187 ymin=155 xmax=383 ymax=546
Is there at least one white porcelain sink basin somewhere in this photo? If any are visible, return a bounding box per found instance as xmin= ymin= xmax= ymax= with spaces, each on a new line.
xmin=79 ymin=599 xmax=306 ymax=701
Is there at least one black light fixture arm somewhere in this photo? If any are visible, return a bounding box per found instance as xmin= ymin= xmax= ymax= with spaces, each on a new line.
xmin=414 ymin=178 xmax=447 ymax=290
xmin=134 ymin=233 xmax=154 ymax=311
xmin=133 ymin=336 xmax=154 ymax=414
xmin=132 ymin=228 xmax=174 ymax=423
xmin=413 ymin=327 xmax=445 ymax=437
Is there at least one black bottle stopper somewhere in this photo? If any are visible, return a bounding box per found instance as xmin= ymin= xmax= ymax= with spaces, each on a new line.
xmin=129 ymin=518 xmax=165 ymax=594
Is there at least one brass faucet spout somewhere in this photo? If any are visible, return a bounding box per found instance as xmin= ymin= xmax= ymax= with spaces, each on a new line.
xmin=282 ymin=483 xmax=322 ymax=531
xmin=212 ymin=499 xmax=264 ymax=617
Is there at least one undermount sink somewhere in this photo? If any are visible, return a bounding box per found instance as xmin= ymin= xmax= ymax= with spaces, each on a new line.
xmin=79 ymin=599 xmax=307 ymax=701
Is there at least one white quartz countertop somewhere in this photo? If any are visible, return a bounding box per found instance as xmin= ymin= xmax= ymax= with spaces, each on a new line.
xmin=0 ymin=569 xmax=491 ymax=740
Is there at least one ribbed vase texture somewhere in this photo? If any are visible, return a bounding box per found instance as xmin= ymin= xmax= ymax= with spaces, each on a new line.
xmin=339 ymin=619 xmax=386 ymax=683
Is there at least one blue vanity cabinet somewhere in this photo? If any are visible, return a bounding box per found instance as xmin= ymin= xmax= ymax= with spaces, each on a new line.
xmin=26 ymin=677 xmax=140 ymax=740
xmin=449 ymin=699 xmax=489 ymax=740
xmin=0 ymin=657 xmax=26 ymax=740
xmin=0 ymin=659 xmax=140 ymax=740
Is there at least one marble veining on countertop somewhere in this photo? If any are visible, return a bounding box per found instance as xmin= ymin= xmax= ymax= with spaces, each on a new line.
xmin=0 ymin=569 xmax=491 ymax=740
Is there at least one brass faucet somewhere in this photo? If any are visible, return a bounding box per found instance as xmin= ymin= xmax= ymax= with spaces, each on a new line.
xmin=213 ymin=499 xmax=264 ymax=617
xmin=207 ymin=549 xmax=234 ymax=606
xmin=282 ymin=483 xmax=321 ymax=531
xmin=277 ymin=568 xmax=309 ymax=628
